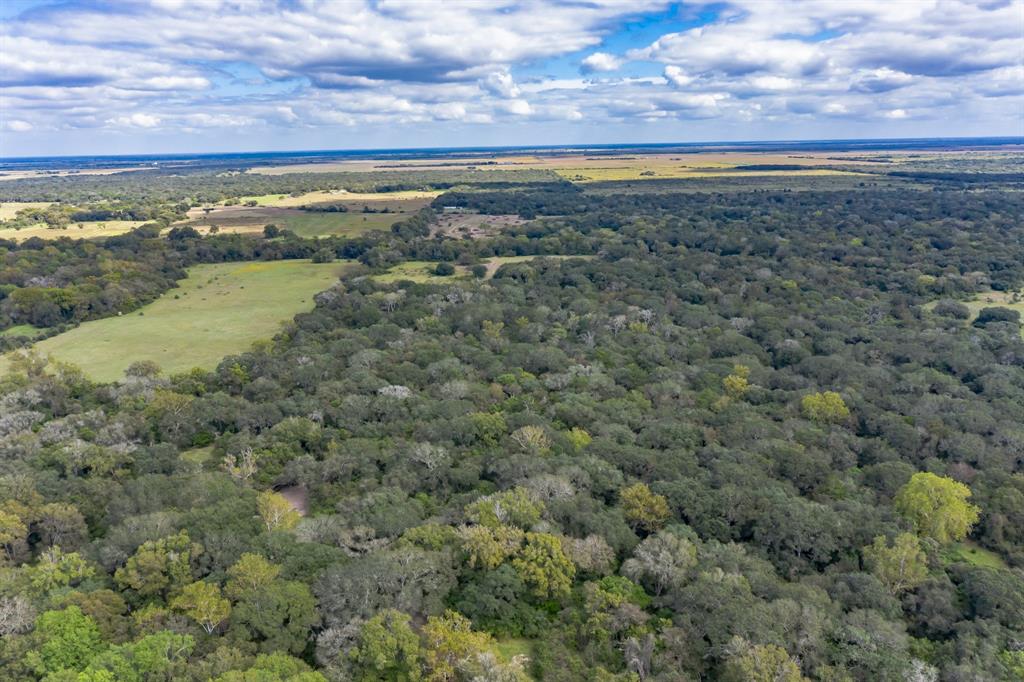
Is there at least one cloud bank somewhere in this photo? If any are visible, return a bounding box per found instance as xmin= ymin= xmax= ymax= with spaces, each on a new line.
xmin=1 ymin=0 xmax=1020 ymax=154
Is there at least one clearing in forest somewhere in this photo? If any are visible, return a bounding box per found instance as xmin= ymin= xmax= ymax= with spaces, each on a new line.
xmin=2 ymin=259 xmax=347 ymax=382
xmin=927 ymin=289 xmax=1024 ymax=338
xmin=370 ymin=255 xmax=593 ymax=283
xmin=0 ymin=220 xmax=148 ymax=241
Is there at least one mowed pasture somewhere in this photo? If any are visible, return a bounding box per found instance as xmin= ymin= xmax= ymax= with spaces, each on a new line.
xmin=2 ymin=260 xmax=346 ymax=382
xmin=0 ymin=220 xmax=148 ymax=242
xmin=184 ymin=189 xmax=438 ymax=237
xmin=0 ymin=201 xmax=55 ymax=220
xmin=235 ymin=189 xmax=442 ymax=207
xmin=183 ymin=207 xmax=401 ymax=238
xmin=433 ymin=213 xmax=528 ymax=239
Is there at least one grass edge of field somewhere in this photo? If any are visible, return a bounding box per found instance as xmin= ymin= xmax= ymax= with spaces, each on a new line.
xmin=0 ymin=259 xmax=348 ymax=382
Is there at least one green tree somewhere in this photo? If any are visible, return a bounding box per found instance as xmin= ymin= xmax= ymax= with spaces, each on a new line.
xmin=862 ymin=533 xmax=929 ymax=595
xmin=79 ymin=630 xmax=194 ymax=682
xmin=722 ymin=364 xmax=751 ymax=399
xmin=421 ymin=610 xmax=493 ymax=682
xmin=225 ymin=552 xmax=282 ymax=601
xmin=172 ymin=581 xmax=231 ymax=633
xmin=894 ymin=472 xmax=981 ymax=544
xmin=29 ymin=546 xmax=95 ymax=593
xmin=25 ymin=606 xmax=105 ymax=677
xmin=621 ymin=529 xmax=697 ymax=595
xmin=458 ymin=524 xmax=524 ymax=570
xmin=215 ymin=652 xmax=327 ymax=682
xmin=512 ymin=532 xmax=576 ymax=601
xmin=564 ymin=427 xmax=592 ymax=452
xmin=465 ymin=488 xmax=542 ymax=530
xmin=721 ymin=638 xmax=807 ymax=682
xmin=0 ymin=508 xmax=27 ymax=561
xmin=230 ymin=580 xmax=320 ymax=654
xmin=114 ymin=531 xmax=201 ymax=599
xmin=257 ymin=491 xmax=301 ymax=532
xmin=620 ymin=482 xmax=671 ymax=533
xmin=801 ymin=391 xmax=850 ymax=424
xmin=351 ymin=609 xmax=423 ymax=681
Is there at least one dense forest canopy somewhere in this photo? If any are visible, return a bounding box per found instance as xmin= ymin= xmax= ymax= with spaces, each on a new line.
xmin=0 ymin=156 xmax=1023 ymax=681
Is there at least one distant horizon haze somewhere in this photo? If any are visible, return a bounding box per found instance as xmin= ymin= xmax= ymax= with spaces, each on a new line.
xmin=2 ymin=136 xmax=1021 ymax=169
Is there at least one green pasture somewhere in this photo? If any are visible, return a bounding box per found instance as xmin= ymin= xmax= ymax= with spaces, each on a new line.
xmin=1 ymin=260 xmax=347 ymax=382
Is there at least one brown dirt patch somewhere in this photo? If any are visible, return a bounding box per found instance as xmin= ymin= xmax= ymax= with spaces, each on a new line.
xmin=433 ymin=213 xmax=527 ymax=239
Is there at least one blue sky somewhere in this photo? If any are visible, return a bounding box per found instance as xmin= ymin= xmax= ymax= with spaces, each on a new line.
xmin=1 ymin=0 xmax=1022 ymax=156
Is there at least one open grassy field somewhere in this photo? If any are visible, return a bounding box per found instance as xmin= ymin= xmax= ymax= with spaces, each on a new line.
xmin=942 ymin=541 xmax=1009 ymax=569
xmin=0 ymin=324 xmax=51 ymax=339
xmin=184 ymin=188 xmax=437 ymax=237
xmin=0 ymin=201 xmax=54 ymax=220
xmin=0 ymin=220 xmax=148 ymax=241
xmin=279 ymin=212 xmax=401 ymax=238
xmin=1 ymin=259 xmax=346 ymax=382
xmin=182 ymin=206 xmax=401 ymax=238
xmin=958 ymin=289 xmax=1023 ymax=320
xmin=236 ymin=189 xmax=442 ymax=207
xmin=493 ymin=638 xmax=532 ymax=666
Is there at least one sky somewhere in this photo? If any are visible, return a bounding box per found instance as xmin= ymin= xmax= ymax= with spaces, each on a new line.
xmin=1 ymin=0 xmax=1022 ymax=157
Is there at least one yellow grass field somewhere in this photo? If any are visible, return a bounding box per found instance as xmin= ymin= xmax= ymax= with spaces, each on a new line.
xmin=235 ymin=189 xmax=442 ymax=207
xmin=247 ymin=150 xmax=889 ymax=178
xmin=1 ymin=259 xmax=348 ymax=382
xmin=0 ymin=201 xmax=54 ymax=220
xmin=0 ymin=220 xmax=148 ymax=241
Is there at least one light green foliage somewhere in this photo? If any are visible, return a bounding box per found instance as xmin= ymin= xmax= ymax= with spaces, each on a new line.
xmin=999 ymin=650 xmax=1024 ymax=680
xmin=114 ymin=531 xmax=201 ymax=598
xmin=465 ymin=487 xmax=543 ymax=530
xmin=458 ymin=524 xmax=524 ymax=570
xmin=78 ymin=631 xmax=194 ymax=682
xmin=862 ymin=533 xmax=928 ymax=594
xmin=565 ymin=427 xmax=592 ymax=452
xmin=620 ymin=482 xmax=671 ymax=533
xmin=722 ymin=364 xmax=751 ymax=399
xmin=29 ymin=546 xmax=95 ymax=593
xmin=721 ymin=639 xmax=807 ymax=682
xmin=512 ymin=532 xmax=576 ymax=601
xmin=0 ymin=508 xmax=27 ymax=557
xmin=225 ymin=553 xmax=282 ymax=600
xmin=468 ymin=412 xmax=508 ymax=447
xmin=894 ymin=472 xmax=981 ymax=544
xmin=26 ymin=606 xmax=105 ymax=677
xmin=582 ymin=576 xmax=651 ymax=642
xmin=215 ymin=652 xmax=328 ymax=682
xmin=351 ymin=609 xmax=423 ymax=681
xmin=400 ymin=523 xmax=459 ymax=551
xmin=171 ymin=581 xmax=231 ymax=633
xmin=257 ymin=491 xmax=302 ymax=532
xmin=801 ymin=391 xmax=850 ymax=423
xmin=421 ymin=610 xmax=494 ymax=682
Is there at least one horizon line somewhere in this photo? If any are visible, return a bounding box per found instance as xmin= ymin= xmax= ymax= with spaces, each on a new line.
xmin=2 ymin=135 xmax=1022 ymax=164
